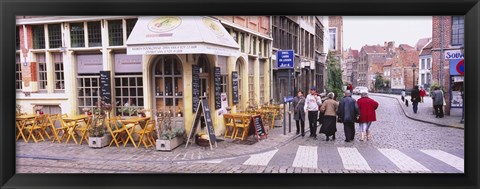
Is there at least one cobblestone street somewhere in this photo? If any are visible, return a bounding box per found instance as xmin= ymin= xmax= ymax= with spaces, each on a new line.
xmin=16 ymin=95 xmax=464 ymax=173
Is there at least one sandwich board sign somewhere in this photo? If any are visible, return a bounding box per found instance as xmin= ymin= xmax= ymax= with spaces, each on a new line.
xmin=185 ymin=99 xmax=217 ymax=150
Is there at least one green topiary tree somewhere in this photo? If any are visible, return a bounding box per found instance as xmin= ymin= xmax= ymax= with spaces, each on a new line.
xmin=326 ymin=51 xmax=344 ymax=100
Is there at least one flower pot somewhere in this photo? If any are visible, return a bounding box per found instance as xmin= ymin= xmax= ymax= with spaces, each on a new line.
xmin=156 ymin=136 xmax=184 ymax=151
xmin=88 ymin=134 xmax=112 ymax=148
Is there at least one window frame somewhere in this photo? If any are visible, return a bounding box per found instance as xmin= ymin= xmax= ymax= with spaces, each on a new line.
xmin=36 ymin=53 xmax=48 ymax=92
xmin=48 ymin=24 xmax=62 ymax=49
xmin=53 ymin=53 xmax=65 ymax=92
xmin=108 ymin=20 xmax=124 ymax=46
xmin=32 ymin=25 xmax=45 ymax=49
xmin=70 ymin=22 xmax=85 ymax=48
xmin=77 ymin=74 xmax=100 ymax=113
xmin=114 ymin=73 xmax=145 ymax=117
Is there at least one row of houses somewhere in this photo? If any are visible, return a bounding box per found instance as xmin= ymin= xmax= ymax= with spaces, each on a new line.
xmin=14 ymin=16 xmax=344 ymax=136
xmin=343 ymin=16 xmax=464 ymax=115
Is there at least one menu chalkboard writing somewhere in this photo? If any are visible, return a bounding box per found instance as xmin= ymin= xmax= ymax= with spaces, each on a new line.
xmin=185 ymin=99 xmax=217 ymax=150
xmin=192 ymin=65 xmax=200 ymax=112
xmin=99 ymin=71 xmax=112 ymax=104
xmin=202 ymin=99 xmax=217 ymax=143
xmin=214 ymin=67 xmax=221 ymax=109
xmin=251 ymin=115 xmax=267 ymax=141
xmin=232 ymin=71 xmax=239 ymax=104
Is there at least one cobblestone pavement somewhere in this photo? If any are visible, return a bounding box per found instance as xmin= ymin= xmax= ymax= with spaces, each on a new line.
xmin=16 ymin=95 xmax=464 ymax=173
xmin=370 ymin=93 xmax=464 ymax=129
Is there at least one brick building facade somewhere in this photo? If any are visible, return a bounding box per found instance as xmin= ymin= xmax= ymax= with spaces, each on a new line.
xmin=431 ymin=16 xmax=464 ymax=115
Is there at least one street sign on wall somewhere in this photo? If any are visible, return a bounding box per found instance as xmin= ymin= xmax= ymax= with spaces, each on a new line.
xmin=449 ymin=59 xmax=464 ymax=76
xmin=277 ymin=50 xmax=294 ymax=69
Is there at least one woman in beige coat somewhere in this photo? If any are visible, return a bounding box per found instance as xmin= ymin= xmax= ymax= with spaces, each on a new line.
xmin=319 ymin=92 xmax=339 ymax=141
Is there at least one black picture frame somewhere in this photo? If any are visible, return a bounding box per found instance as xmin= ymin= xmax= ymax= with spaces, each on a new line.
xmin=1 ymin=0 xmax=479 ymax=188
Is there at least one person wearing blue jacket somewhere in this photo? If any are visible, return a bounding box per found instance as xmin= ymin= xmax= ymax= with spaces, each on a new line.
xmin=337 ymin=90 xmax=360 ymax=142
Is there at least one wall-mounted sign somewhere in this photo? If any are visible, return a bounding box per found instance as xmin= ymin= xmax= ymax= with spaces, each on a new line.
xmin=99 ymin=71 xmax=112 ymax=104
xmin=232 ymin=71 xmax=239 ymax=104
xmin=444 ymin=50 xmax=464 ymax=59
xmin=214 ymin=67 xmax=222 ymax=109
xmin=277 ymin=50 xmax=295 ymax=69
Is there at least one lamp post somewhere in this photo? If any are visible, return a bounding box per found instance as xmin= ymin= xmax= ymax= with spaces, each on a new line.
xmin=412 ymin=63 xmax=417 ymax=90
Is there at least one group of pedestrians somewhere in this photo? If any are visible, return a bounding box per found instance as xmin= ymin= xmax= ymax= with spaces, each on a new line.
xmin=292 ymin=87 xmax=379 ymax=143
xmin=405 ymin=85 xmax=445 ymax=118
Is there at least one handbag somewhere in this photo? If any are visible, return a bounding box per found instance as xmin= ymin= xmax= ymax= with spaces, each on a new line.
xmin=294 ymin=98 xmax=302 ymax=113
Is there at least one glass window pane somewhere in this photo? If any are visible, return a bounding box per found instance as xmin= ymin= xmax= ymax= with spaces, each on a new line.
xmin=108 ymin=20 xmax=123 ymax=46
xmin=32 ymin=25 xmax=45 ymax=49
xmin=87 ymin=21 xmax=102 ymax=47
xmin=70 ymin=23 xmax=85 ymax=48
xmin=48 ymin=24 xmax=62 ymax=48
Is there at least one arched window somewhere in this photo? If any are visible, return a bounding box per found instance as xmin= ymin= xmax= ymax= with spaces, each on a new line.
xmin=153 ymin=55 xmax=184 ymax=117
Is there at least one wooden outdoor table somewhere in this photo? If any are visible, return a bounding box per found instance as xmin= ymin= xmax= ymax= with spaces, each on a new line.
xmin=62 ymin=115 xmax=91 ymax=144
xmin=16 ymin=114 xmax=37 ymax=142
xmin=120 ymin=116 xmax=150 ymax=147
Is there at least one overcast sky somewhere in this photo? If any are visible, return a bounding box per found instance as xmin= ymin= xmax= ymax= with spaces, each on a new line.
xmin=342 ymin=16 xmax=432 ymax=50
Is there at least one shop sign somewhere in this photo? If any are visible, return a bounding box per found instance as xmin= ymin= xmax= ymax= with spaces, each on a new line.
xmin=277 ymin=50 xmax=294 ymax=69
xmin=99 ymin=71 xmax=112 ymax=104
xmin=232 ymin=71 xmax=239 ymax=104
xmin=192 ymin=65 xmax=200 ymax=112
xmin=449 ymin=59 xmax=464 ymax=76
xmin=214 ymin=67 xmax=222 ymax=109
xmin=250 ymin=115 xmax=267 ymax=141
xmin=185 ymin=99 xmax=217 ymax=150
xmin=444 ymin=50 xmax=464 ymax=59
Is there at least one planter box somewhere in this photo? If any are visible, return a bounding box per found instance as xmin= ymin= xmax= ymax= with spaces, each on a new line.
xmin=156 ymin=136 xmax=184 ymax=151
xmin=88 ymin=134 xmax=112 ymax=148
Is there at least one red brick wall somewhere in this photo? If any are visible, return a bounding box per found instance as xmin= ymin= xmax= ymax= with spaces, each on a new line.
xmin=18 ymin=25 xmax=37 ymax=88
xmin=431 ymin=16 xmax=455 ymax=115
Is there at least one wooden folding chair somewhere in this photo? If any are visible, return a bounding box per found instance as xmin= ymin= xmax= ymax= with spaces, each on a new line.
xmin=16 ymin=119 xmax=29 ymax=142
xmin=233 ymin=115 xmax=251 ymax=141
xmin=106 ymin=117 xmax=127 ymax=148
xmin=25 ymin=115 xmax=47 ymax=143
xmin=223 ymin=114 xmax=236 ymax=139
xmin=119 ymin=120 xmax=138 ymax=148
xmin=76 ymin=116 xmax=92 ymax=145
xmin=136 ymin=119 xmax=156 ymax=149
xmin=54 ymin=114 xmax=70 ymax=143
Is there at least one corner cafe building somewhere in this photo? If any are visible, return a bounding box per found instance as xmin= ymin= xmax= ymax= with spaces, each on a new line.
xmin=15 ymin=16 xmax=272 ymax=136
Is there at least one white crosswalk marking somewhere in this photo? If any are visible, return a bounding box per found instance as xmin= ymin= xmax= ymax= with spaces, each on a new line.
xmin=338 ymin=147 xmax=371 ymax=170
xmin=292 ymin=146 xmax=318 ymax=169
xmin=378 ymin=149 xmax=430 ymax=172
xmin=243 ymin=149 xmax=278 ymax=166
xmin=420 ymin=150 xmax=464 ymax=172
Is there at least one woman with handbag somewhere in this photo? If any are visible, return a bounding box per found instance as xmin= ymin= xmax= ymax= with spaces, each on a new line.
xmin=292 ymin=90 xmax=306 ymax=137
xmin=319 ymin=92 xmax=339 ymax=141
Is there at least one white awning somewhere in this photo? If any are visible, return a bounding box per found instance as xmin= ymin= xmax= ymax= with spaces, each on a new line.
xmin=126 ymin=16 xmax=240 ymax=57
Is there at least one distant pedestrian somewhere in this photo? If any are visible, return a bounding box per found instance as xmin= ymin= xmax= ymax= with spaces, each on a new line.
xmin=319 ymin=92 xmax=339 ymax=141
xmin=432 ymin=87 xmax=444 ymax=118
xmin=357 ymin=90 xmax=379 ymax=141
xmin=292 ymin=90 xmax=306 ymax=137
xmin=411 ymin=86 xmax=421 ymax=114
xmin=348 ymin=84 xmax=353 ymax=93
xmin=401 ymin=90 xmax=406 ymax=102
xmin=419 ymin=86 xmax=426 ymax=103
xmin=304 ymin=86 xmax=322 ymax=138
xmin=337 ymin=90 xmax=360 ymax=142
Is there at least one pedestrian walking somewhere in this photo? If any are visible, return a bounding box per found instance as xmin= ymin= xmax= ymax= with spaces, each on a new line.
xmin=348 ymin=84 xmax=353 ymax=93
xmin=292 ymin=90 xmax=306 ymax=137
xmin=356 ymin=90 xmax=379 ymax=141
xmin=337 ymin=90 xmax=360 ymax=142
xmin=419 ymin=86 xmax=426 ymax=103
xmin=411 ymin=86 xmax=421 ymax=114
xmin=432 ymin=87 xmax=444 ymax=118
xmin=401 ymin=89 xmax=406 ymax=102
xmin=304 ymin=86 xmax=322 ymax=138
xmin=319 ymin=92 xmax=339 ymax=141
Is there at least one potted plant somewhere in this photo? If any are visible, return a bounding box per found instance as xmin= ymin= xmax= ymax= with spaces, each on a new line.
xmin=137 ymin=108 xmax=147 ymax=117
xmin=156 ymin=111 xmax=186 ymax=151
xmin=33 ymin=105 xmax=44 ymax=115
xmin=82 ymin=107 xmax=92 ymax=115
xmin=88 ymin=97 xmax=112 ymax=148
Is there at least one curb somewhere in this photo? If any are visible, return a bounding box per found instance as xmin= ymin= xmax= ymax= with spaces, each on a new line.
xmin=369 ymin=93 xmax=464 ymax=130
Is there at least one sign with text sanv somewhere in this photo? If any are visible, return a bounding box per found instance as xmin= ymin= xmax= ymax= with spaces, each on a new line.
xmin=277 ymin=50 xmax=294 ymax=69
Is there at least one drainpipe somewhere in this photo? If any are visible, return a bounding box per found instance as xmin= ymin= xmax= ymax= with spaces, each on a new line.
xmin=270 ymin=16 xmax=274 ymax=104
xmin=440 ymin=16 xmax=444 ymax=89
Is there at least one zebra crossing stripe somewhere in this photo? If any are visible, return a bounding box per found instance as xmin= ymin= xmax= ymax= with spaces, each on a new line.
xmin=292 ymin=146 xmax=318 ymax=169
xmin=243 ymin=149 xmax=278 ymax=166
xmin=420 ymin=150 xmax=464 ymax=172
xmin=378 ymin=149 xmax=430 ymax=172
xmin=337 ymin=147 xmax=371 ymax=170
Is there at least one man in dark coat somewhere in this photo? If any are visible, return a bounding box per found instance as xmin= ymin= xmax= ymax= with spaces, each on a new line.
xmin=432 ymin=86 xmax=444 ymax=118
xmin=337 ymin=90 xmax=360 ymax=142
xmin=292 ymin=90 xmax=306 ymax=136
xmin=411 ymin=86 xmax=421 ymax=113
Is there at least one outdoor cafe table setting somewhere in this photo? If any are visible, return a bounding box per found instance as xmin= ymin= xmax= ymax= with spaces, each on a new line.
xmin=61 ymin=114 xmax=92 ymax=145
xmin=119 ymin=116 xmax=151 ymax=148
xmin=16 ymin=114 xmax=37 ymax=142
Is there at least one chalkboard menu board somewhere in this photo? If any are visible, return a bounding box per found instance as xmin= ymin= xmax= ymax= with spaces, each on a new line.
xmin=214 ymin=67 xmax=222 ymax=109
xmin=232 ymin=71 xmax=239 ymax=104
xmin=202 ymin=99 xmax=217 ymax=143
xmin=99 ymin=71 xmax=112 ymax=104
xmin=185 ymin=99 xmax=217 ymax=150
xmin=251 ymin=115 xmax=267 ymax=141
xmin=192 ymin=65 xmax=200 ymax=112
